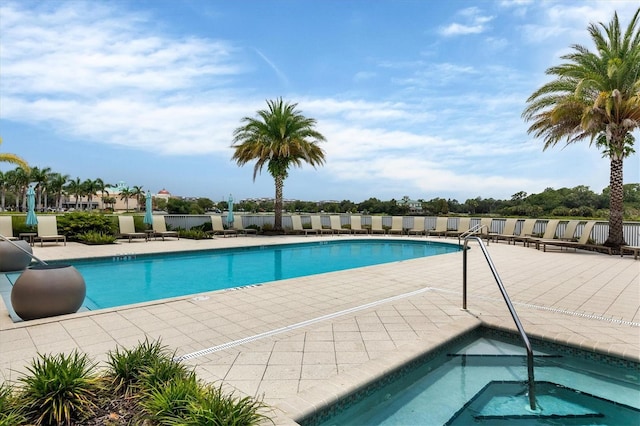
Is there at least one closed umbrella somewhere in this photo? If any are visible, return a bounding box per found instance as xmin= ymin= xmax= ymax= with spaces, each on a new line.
xmin=143 ymin=192 xmax=153 ymax=228
xmin=227 ymin=194 xmax=234 ymax=226
xmin=26 ymin=186 xmax=38 ymax=227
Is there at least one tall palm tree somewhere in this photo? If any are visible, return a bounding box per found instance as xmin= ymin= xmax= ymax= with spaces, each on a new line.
xmin=11 ymin=167 xmax=30 ymax=212
xmin=48 ymin=173 xmax=70 ymax=211
xmin=232 ymin=98 xmax=326 ymax=231
xmin=0 ymin=171 xmax=7 ymax=211
xmin=30 ymin=166 xmax=51 ymax=211
xmin=65 ymin=177 xmax=84 ymax=210
xmin=83 ymin=178 xmax=101 ymax=211
xmin=94 ymin=178 xmax=110 ymax=210
xmin=131 ymin=185 xmax=144 ymax=212
xmin=120 ymin=187 xmax=133 ymax=212
xmin=0 ymin=137 xmax=29 ymax=170
xmin=522 ymin=9 xmax=640 ymax=249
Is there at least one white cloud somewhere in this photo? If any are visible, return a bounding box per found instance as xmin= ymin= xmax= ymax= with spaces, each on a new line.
xmin=439 ymin=7 xmax=494 ymax=37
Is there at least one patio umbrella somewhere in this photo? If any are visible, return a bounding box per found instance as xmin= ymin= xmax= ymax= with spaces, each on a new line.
xmin=227 ymin=194 xmax=234 ymax=226
xmin=143 ymin=192 xmax=153 ymax=228
xmin=26 ymin=186 xmax=38 ymax=227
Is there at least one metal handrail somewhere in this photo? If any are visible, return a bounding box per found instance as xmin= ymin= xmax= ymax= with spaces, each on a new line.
xmin=462 ymin=235 xmax=536 ymax=410
xmin=0 ymin=234 xmax=48 ymax=265
xmin=458 ymin=224 xmax=490 ymax=245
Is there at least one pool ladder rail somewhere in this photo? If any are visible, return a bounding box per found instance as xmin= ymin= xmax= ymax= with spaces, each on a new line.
xmin=462 ymin=235 xmax=536 ymax=411
xmin=0 ymin=233 xmax=48 ymax=266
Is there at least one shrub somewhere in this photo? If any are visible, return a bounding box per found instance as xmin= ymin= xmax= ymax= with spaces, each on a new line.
xmin=141 ymin=374 xmax=202 ymax=424
xmin=19 ymin=351 xmax=101 ymax=425
xmin=0 ymin=383 xmax=26 ymax=426
xmin=178 ymin=228 xmax=212 ymax=240
xmin=105 ymin=338 xmax=167 ymax=397
xmin=57 ymin=212 xmax=117 ymax=239
xmin=182 ymin=384 xmax=271 ymax=426
xmin=77 ymin=231 xmax=118 ymax=245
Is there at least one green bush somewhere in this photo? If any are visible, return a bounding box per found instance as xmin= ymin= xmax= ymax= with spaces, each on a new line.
xmin=18 ymin=351 xmax=102 ymax=425
xmin=0 ymin=383 xmax=26 ymax=426
xmin=57 ymin=212 xmax=117 ymax=239
xmin=178 ymin=228 xmax=212 ymax=240
xmin=77 ymin=231 xmax=118 ymax=245
xmin=105 ymin=338 xmax=167 ymax=397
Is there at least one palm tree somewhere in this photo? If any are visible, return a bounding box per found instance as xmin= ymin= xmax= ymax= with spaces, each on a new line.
xmin=131 ymin=185 xmax=144 ymax=212
xmin=522 ymin=9 xmax=640 ymax=249
xmin=48 ymin=173 xmax=70 ymax=211
xmin=65 ymin=177 xmax=84 ymax=210
xmin=94 ymin=178 xmax=110 ymax=210
xmin=232 ymin=98 xmax=326 ymax=231
xmin=120 ymin=187 xmax=133 ymax=212
xmin=30 ymin=166 xmax=51 ymax=211
xmin=83 ymin=178 xmax=101 ymax=211
xmin=0 ymin=137 xmax=29 ymax=170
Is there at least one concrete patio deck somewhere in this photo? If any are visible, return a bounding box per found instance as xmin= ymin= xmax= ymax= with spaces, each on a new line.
xmin=0 ymin=235 xmax=638 ymax=424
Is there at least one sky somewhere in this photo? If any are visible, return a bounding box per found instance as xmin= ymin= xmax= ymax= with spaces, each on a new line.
xmin=1 ymin=0 xmax=639 ymax=204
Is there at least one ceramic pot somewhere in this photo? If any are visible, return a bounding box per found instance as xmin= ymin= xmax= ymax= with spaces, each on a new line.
xmin=0 ymin=240 xmax=33 ymax=272
xmin=11 ymin=264 xmax=86 ymax=320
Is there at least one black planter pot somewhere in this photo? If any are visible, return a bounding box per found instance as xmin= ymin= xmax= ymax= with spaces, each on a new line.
xmin=0 ymin=240 xmax=33 ymax=272
xmin=11 ymin=264 xmax=86 ymax=321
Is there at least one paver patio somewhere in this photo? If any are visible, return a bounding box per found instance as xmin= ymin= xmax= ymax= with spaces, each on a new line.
xmin=0 ymin=235 xmax=638 ymax=424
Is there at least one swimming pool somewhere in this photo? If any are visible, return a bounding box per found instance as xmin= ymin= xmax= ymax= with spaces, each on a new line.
xmin=4 ymin=239 xmax=459 ymax=313
xmin=304 ymin=327 xmax=640 ymax=425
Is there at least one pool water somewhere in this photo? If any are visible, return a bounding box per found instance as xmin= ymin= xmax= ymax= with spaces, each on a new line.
xmin=308 ymin=328 xmax=640 ymax=425
xmin=5 ymin=239 xmax=459 ymax=311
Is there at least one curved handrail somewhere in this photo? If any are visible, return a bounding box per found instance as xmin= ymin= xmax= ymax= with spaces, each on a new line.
xmin=458 ymin=224 xmax=490 ymax=245
xmin=462 ymin=235 xmax=536 ymax=410
xmin=0 ymin=234 xmax=48 ymax=265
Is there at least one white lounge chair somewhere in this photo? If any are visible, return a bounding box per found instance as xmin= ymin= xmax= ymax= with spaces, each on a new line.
xmin=349 ymin=216 xmax=369 ymax=235
xmin=286 ymin=215 xmax=307 ymax=235
xmin=388 ymin=216 xmax=404 ymax=235
xmin=509 ymin=219 xmax=538 ymax=245
xmin=445 ymin=217 xmax=472 ymax=238
xmin=491 ymin=218 xmax=518 ymax=243
xmin=370 ymin=216 xmax=385 ymax=235
xmin=427 ymin=217 xmax=449 ymax=237
xmin=35 ymin=216 xmax=66 ymax=246
xmin=117 ymin=216 xmax=147 ymax=242
xmin=407 ymin=217 xmax=426 ymax=236
xmin=0 ymin=216 xmax=17 ymax=240
xmin=539 ymin=221 xmax=611 ymax=254
xmin=310 ymin=215 xmax=333 ymax=236
xmin=152 ymin=216 xmax=180 ymax=240
xmin=329 ymin=216 xmax=350 ymax=235
xmin=233 ymin=217 xmax=257 ymax=236
xmin=208 ymin=215 xmax=237 ymax=238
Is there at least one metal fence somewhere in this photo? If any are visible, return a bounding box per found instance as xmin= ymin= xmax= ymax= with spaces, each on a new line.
xmin=163 ymin=214 xmax=640 ymax=247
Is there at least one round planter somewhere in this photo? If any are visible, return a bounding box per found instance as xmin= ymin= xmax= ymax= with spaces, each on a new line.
xmin=11 ymin=264 xmax=86 ymax=321
xmin=0 ymin=240 xmax=33 ymax=272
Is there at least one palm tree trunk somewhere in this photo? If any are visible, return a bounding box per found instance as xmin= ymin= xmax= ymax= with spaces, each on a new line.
xmin=604 ymin=156 xmax=626 ymax=248
xmin=274 ymin=175 xmax=284 ymax=231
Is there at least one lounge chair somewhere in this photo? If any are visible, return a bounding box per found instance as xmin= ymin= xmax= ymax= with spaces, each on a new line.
xmin=117 ymin=216 xmax=147 ymax=242
xmin=151 ymin=215 xmax=180 ymax=240
xmin=233 ymin=217 xmax=257 ymax=236
xmin=370 ymin=216 xmax=386 ymax=235
xmin=286 ymin=215 xmax=306 ymax=235
xmin=349 ymin=216 xmax=369 ymax=235
xmin=310 ymin=215 xmax=333 ymax=236
xmin=427 ymin=217 xmax=448 ymax=237
xmin=509 ymin=219 xmax=538 ymax=245
xmin=527 ymin=219 xmax=561 ymax=249
xmin=0 ymin=216 xmax=17 ymax=240
xmin=445 ymin=217 xmax=471 ymax=238
xmin=329 ymin=216 xmax=350 ymax=235
xmin=540 ymin=221 xmax=611 ymax=254
xmin=388 ymin=216 xmax=404 ymax=235
xmin=621 ymin=244 xmax=640 ymax=260
xmin=35 ymin=215 xmax=66 ymax=246
xmin=491 ymin=218 xmax=518 ymax=243
xmin=407 ymin=217 xmax=426 ymax=236
xmin=208 ymin=215 xmax=237 ymax=238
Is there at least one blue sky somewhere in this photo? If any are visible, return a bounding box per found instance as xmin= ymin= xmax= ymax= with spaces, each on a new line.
xmin=1 ymin=0 xmax=638 ymax=203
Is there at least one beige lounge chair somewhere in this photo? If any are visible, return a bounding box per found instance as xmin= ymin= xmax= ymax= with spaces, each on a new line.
xmin=329 ymin=216 xmax=350 ymax=235
xmin=286 ymin=215 xmax=306 ymax=235
xmin=427 ymin=217 xmax=448 ymax=237
xmin=117 ymin=216 xmax=147 ymax=242
xmin=35 ymin=215 xmax=66 ymax=246
xmin=540 ymin=221 xmax=611 ymax=254
xmin=233 ymin=217 xmax=257 ymax=236
xmin=310 ymin=215 xmax=332 ymax=236
xmin=509 ymin=219 xmax=538 ymax=245
xmin=407 ymin=217 xmax=426 ymax=236
xmin=370 ymin=216 xmax=385 ymax=235
xmin=621 ymin=244 xmax=640 ymax=260
xmin=445 ymin=217 xmax=471 ymax=238
xmin=349 ymin=216 xmax=369 ymax=234
xmin=0 ymin=216 xmax=17 ymax=240
xmin=208 ymin=215 xmax=236 ymax=238
xmin=151 ymin=215 xmax=180 ymax=240
xmin=388 ymin=216 xmax=404 ymax=235
xmin=527 ymin=219 xmax=560 ymax=249
xmin=491 ymin=218 xmax=518 ymax=243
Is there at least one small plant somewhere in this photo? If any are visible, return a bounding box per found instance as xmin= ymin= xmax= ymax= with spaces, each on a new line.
xmin=19 ymin=351 xmax=101 ymax=425
xmin=177 ymin=228 xmax=212 ymax=240
xmin=105 ymin=338 xmax=167 ymax=397
xmin=77 ymin=230 xmax=118 ymax=244
xmin=261 ymin=223 xmax=273 ymax=232
xmin=0 ymin=382 xmax=26 ymax=426
xmin=141 ymin=373 xmax=202 ymax=424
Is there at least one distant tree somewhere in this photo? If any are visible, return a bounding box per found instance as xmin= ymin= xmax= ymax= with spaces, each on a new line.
xmin=119 ymin=187 xmax=133 ymax=212
xmin=232 ymin=98 xmax=327 ymax=231
xmin=523 ymin=9 xmax=640 ymax=248
xmin=131 ymin=185 xmax=145 ymax=212
xmin=48 ymin=173 xmax=70 ymax=211
xmin=197 ymin=197 xmax=215 ymax=212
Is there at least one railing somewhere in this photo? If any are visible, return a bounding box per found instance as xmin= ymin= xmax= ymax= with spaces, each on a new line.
xmin=458 ymin=223 xmax=490 ymax=245
xmin=0 ymin=234 xmax=48 ymax=265
xmin=462 ymin=235 xmax=536 ymax=410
